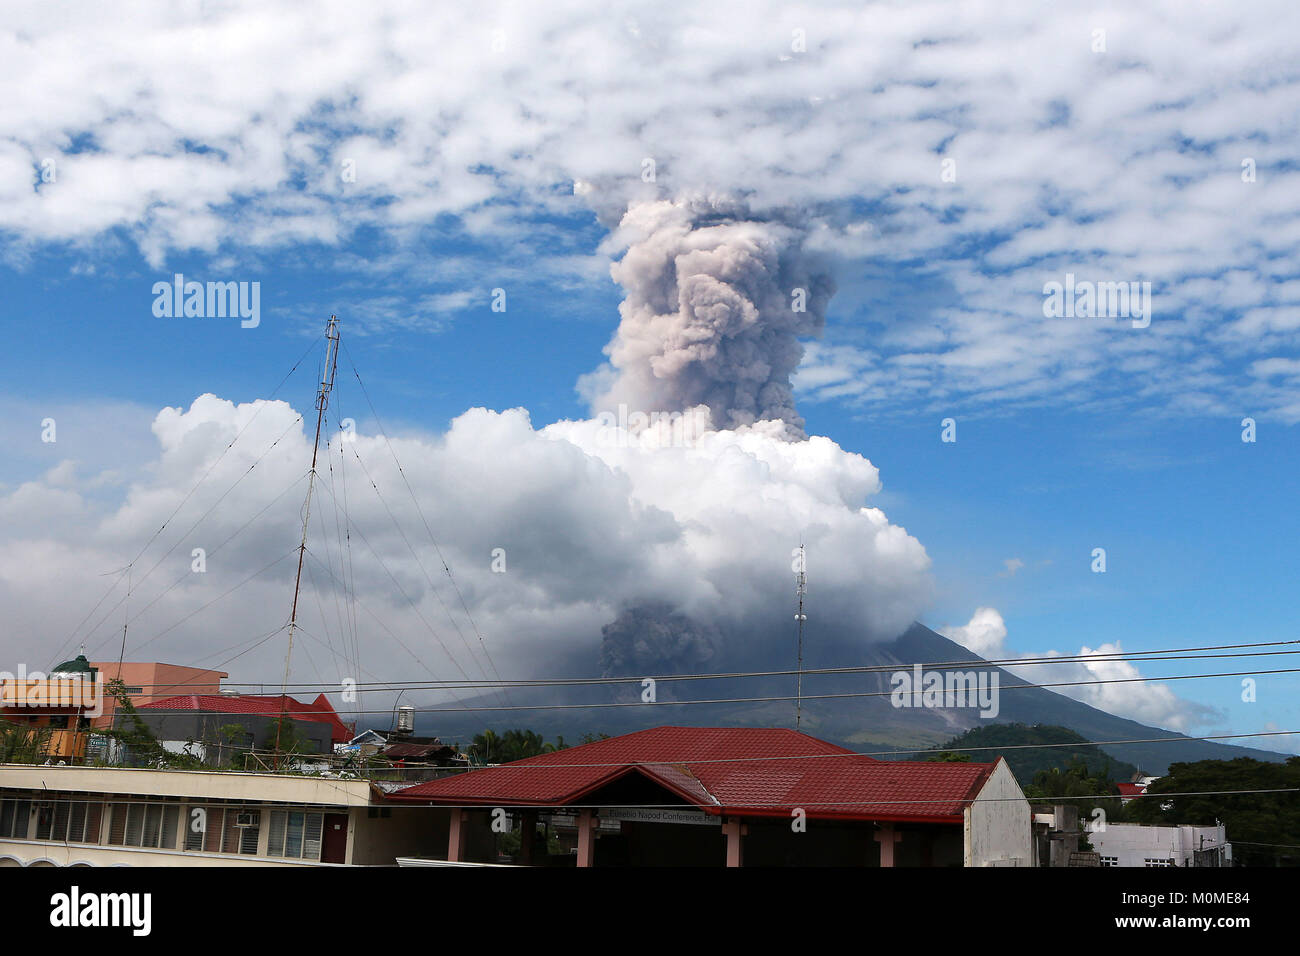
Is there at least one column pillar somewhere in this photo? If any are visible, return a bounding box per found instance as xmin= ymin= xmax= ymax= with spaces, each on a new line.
xmin=576 ymin=809 xmax=598 ymax=868
xmin=723 ymin=817 xmax=746 ymax=867
xmin=519 ymin=809 xmax=538 ymax=865
xmin=447 ymin=808 xmax=467 ymax=863
xmin=875 ymin=824 xmax=902 ymax=867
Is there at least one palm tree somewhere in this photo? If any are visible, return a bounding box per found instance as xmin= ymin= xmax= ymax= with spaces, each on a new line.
xmin=470 ymin=729 xmax=501 ymax=765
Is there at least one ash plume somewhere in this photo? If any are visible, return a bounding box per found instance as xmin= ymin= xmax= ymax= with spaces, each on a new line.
xmin=599 ymin=600 xmax=721 ymax=678
xmin=584 ymin=196 xmax=836 ymax=440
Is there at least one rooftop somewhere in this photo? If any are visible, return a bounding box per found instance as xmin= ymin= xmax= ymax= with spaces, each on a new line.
xmin=388 ymin=726 xmax=998 ymax=823
xmin=136 ymin=693 xmax=354 ymax=744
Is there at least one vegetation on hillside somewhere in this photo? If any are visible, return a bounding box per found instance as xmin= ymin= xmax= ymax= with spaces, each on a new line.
xmin=931 ymin=723 xmax=1138 ymax=786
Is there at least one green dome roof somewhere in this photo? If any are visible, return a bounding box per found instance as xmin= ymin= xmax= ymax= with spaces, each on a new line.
xmin=50 ymin=654 xmax=94 ymax=675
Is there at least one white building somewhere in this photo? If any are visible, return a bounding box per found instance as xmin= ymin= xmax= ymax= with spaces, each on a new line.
xmin=1090 ymin=822 xmax=1230 ymax=867
xmin=0 ymin=763 xmax=446 ymax=867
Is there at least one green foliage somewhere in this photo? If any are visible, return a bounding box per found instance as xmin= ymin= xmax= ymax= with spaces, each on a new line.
xmin=267 ymin=712 xmax=317 ymax=760
xmin=928 ymin=751 xmax=972 ymax=762
xmin=0 ymin=719 xmax=52 ymax=763
xmin=1023 ymin=757 xmax=1125 ymax=840
xmin=1126 ymin=757 xmax=1300 ymax=866
xmin=470 ymin=728 xmax=569 ymax=764
xmin=935 ymin=723 xmax=1137 ymax=786
xmin=99 ymin=678 xmax=178 ymax=767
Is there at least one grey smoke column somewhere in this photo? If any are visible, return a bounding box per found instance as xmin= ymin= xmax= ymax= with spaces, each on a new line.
xmin=599 ymin=600 xmax=721 ymax=678
xmin=588 ymin=196 xmax=835 ymax=439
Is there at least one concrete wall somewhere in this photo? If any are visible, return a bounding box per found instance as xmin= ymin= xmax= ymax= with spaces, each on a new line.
xmin=1090 ymin=822 xmax=1227 ymax=867
xmin=347 ymin=805 xmax=449 ymax=865
xmin=0 ymin=764 xmax=374 ymax=806
xmin=965 ymin=759 xmax=1034 ymax=867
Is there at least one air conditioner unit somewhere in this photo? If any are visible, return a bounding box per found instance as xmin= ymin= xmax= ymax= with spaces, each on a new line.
xmin=235 ymin=812 xmax=258 ymax=828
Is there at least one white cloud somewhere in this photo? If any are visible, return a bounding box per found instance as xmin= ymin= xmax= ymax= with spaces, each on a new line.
xmin=1 ymin=2 xmax=1298 ymax=415
xmin=1 ymin=393 xmax=931 ymax=699
xmin=940 ymin=606 xmax=1210 ymax=731
xmin=939 ymin=606 xmax=1008 ymax=658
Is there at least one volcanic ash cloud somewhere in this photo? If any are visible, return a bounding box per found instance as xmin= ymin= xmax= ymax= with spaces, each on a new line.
xmin=582 ymin=196 xmax=836 ymax=440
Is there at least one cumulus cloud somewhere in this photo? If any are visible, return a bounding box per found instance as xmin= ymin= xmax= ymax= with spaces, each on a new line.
xmin=940 ymin=607 xmax=1213 ymax=732
xmin=938 ymin=606 xmax=1008 ymax=658
xmin=3 ymin=392 xmax=931 ymax=702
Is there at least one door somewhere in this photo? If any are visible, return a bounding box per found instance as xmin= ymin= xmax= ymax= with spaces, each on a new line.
xmin=322 ymin=813 xmax=349 ymax=864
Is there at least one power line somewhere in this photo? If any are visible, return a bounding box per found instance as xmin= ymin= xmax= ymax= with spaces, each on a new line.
xmin=52 ymin=338 xmax=321 ymax=665
xmin=343 ymin=342 xmax=511 ymax=704
xmin=198 ymin=639 xmax=1300 ymax=693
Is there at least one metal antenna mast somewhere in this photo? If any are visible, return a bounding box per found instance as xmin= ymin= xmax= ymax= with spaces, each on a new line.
xmin=274 ymin=315 xmax=340 ymax=769
xmin=794 ymin=543 xmax=807 ymax=730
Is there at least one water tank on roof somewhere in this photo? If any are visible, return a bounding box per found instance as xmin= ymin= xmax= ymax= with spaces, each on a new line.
xmin=396 ymin=705 xmax=414 ymax=733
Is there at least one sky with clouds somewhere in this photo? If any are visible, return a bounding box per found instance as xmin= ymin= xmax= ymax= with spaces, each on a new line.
xmin=1 ymin=1 xmax=1297 ymax=749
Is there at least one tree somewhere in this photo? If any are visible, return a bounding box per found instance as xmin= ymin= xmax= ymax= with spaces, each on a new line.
xmin=0 ymin=720 xmax=52 ymax=764
xmin=99 ymin=678 xmax=177 ymax=767
xmin=265 ymin=712 xmax=319 ymax=769
xmin=470 ymin=728 xmax=568 ymax=764
xmin=1126 ymin=757 xmax=1300 ymax=866
xmin=470 ymin=729 xmax=502 ymax=765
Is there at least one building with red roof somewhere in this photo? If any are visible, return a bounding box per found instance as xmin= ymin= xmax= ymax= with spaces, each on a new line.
xmin=127 ymin=693 xmax=354 ymax=764
xmin=388 ymin=726 xmax=1034 ymax=867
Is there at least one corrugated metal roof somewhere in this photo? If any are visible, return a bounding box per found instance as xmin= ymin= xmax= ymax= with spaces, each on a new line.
xmin=387 ymin=726 xmax=996 ymax=822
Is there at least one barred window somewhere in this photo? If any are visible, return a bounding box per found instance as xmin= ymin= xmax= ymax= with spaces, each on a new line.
xmin=0 ymin=799 xmax=31 ymax=839
xmin=107 ymin=803 xmax=179 ymax=849
xmin=31 ymin=796 xmax=102 ymax=843
xmin=184 ymin=806 xmax=260 ymax=855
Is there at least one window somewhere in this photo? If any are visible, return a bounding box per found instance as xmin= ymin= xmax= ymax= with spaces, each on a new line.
xmin=1099 ymin=856 xmax=1118 ymax=867
xmin=183 ymin=806 xmax=260 ymax=855
xmin=0 ymin=799 xmax=31 ymax=839
xmin=1144 ymin=857 xmax=1173 ymax=867
xmin=34 ymin=797 xmax=102 ymax=844
xmin=106 ymin=803 xmax=179 ymax=849
xmin=267 ymin=810 xmax=324 ymax=860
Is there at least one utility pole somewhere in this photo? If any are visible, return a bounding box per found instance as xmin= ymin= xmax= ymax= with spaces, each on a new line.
xmin=274 ymin=316 xmax=340 ymax=769
xmin=794 ymin=543 xmax=807 ymax=730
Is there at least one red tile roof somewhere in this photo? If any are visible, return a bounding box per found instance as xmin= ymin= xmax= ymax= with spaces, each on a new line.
xmin=1117 ymin=782 xmax=1147 ymax=797
xmin=137 ymin=693 xmax=353 ymax=744
xmin=388 ymin=726 xmax=998 ymax=823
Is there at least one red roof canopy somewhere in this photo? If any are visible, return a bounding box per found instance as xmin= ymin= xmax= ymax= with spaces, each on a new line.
xmin=388 ymin=726 xmax=998 ymax=823
xmin=137 ymin=693 xmax=353 ymax=744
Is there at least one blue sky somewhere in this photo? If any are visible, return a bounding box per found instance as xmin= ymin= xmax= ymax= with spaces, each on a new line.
xmin=2 ymin=1 xmax=1298 ymax=750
